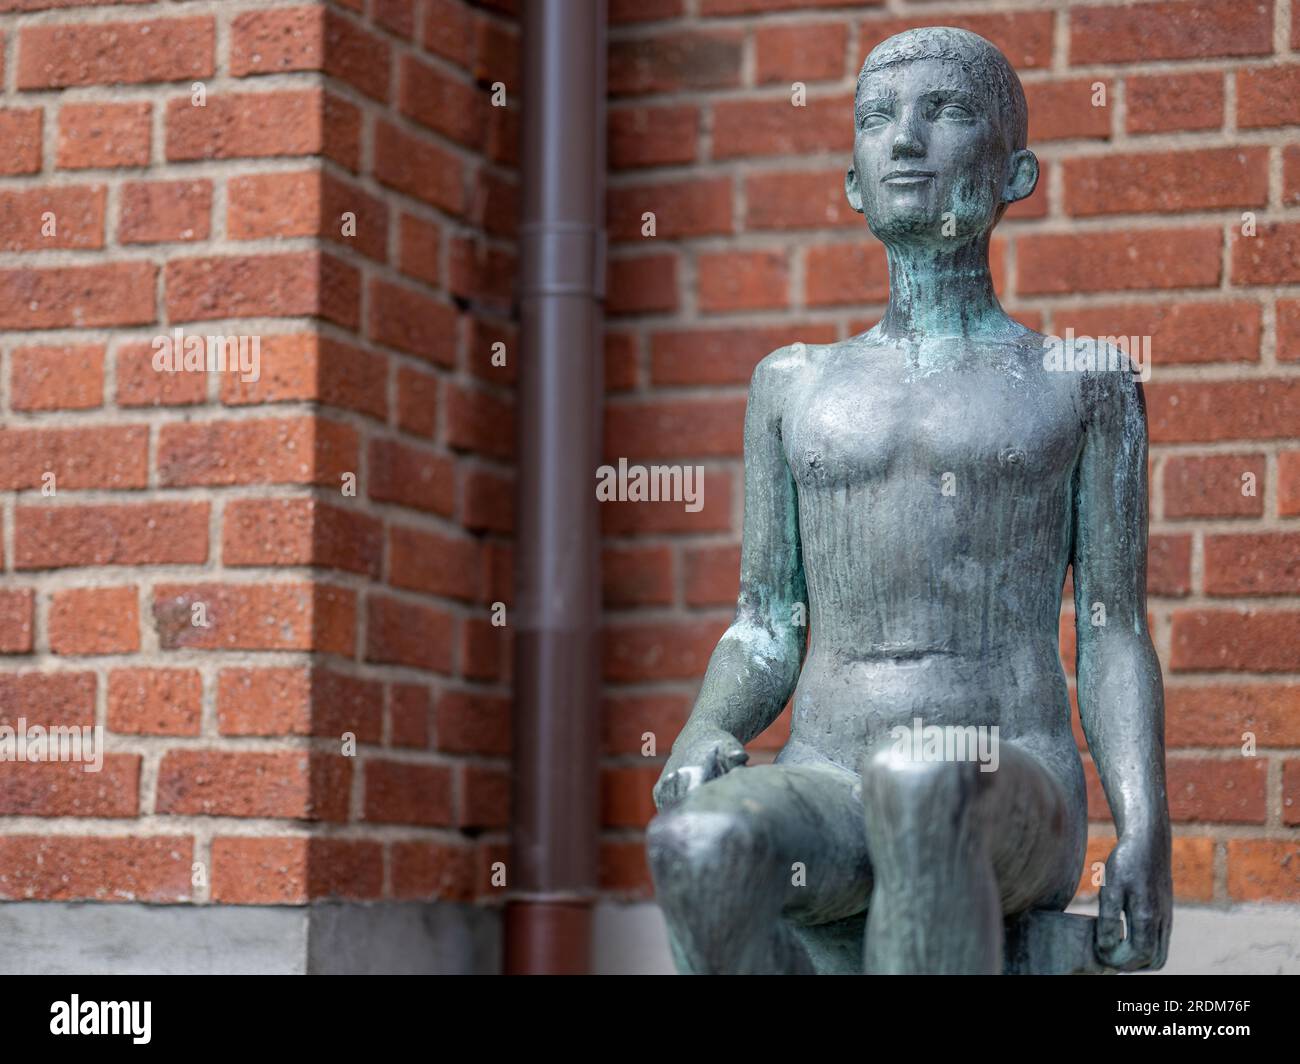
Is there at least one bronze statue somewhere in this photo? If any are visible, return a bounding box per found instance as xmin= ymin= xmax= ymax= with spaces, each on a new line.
xmin=647 ymin=27 xmax=1172 ymax=975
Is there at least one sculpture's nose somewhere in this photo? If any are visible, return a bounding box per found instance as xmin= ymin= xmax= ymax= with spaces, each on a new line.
xmin=890 ymin=113 xmax=926 ymax=159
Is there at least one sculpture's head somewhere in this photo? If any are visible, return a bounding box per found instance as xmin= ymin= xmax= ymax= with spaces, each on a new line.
xmin=846 ymin=27 xmax=1037 ymax=248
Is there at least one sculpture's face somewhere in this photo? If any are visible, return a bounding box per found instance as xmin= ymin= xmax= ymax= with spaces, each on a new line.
xmin=848 ymin=58 xmax=1018 ymax=246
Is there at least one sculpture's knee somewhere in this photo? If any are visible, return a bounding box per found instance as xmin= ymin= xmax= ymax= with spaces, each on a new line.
xmin=647 ymin=806 xmax=771 ymax=900
xmin=860 ymin=745 xmax=986 ymax=823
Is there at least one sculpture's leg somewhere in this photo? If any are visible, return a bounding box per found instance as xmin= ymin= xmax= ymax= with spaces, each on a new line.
xmin=647 ymin=762 xmax=869 ymax=974
xmin=861 ymin=741 xmax=1079 ymax=975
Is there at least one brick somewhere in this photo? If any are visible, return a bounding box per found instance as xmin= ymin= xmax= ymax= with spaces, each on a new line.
xmin=157 ymin=750 xmax=348 ymax=821
xmin=49 ymin=586 xmax=139 ymax=655
xmin=0 ymin=837 xmax=191 ymax=903
xmin=0 ymin=262 xmax=155 ymax=328
xmin=608 ymin=177 xmax=732 ymax=241
xmin=115 ymin=340 xmax=205 ymax=407
xmin=1285 ymin=761 xmax=1300 ymax=825
xmin=607 ymin=254 xmax=678 ymax=315
xmin=220 ymin=335 xmax=386 ymax=421
xmin=212 ymin=836 xmax=382 ymax=903
xmin=1146 ymin=379 xmax=1300 ymax=443
xmin=1069 ymin=1 xmax=1273 ymax=64
xmin=166 ymin=90 xmax=329 ymax=162
xmin=603 ymin=692 xmax=691 ymax=756
xmin=230 ymin=7 xmax=323 ymax=77
xmin=0 ymin=109 xmax=42 ymax=175
xmin=0 ymin=672 xmax=95 ymax=730
xmin=223 ymin=497 xmax=381 ymax=578
xmin=604 ymin=545 xmax=674 ymax=607
xmin=1025 ymin=79 xmax=1111 ymax=142
xmin=154 ymin=582 xmax=355 ymax=656
xmin=684 ymin=544 xmax=740 ymax=606
xmin=459 ymin=764 xmax=509 ymax=829
xmin=363 ymin=760 xmax=452 ymax=825
xmin=396 ymin=366 xmax=438 ymax=437
xmin=0 ymin=590 xmax=34 ymax=653
xmin=57 ymin=102 xmax=150 ymax=169
xmin=460 ymin=617 xmax=504 ymax=681
xmin=399 ymin=213 xmax=441 ymax=286
xmin=165 ymin=252 xmax=358 ymax=328
xmin=444 ymin=381 xmax=513 ymax=460
xmin=651 ymin=323 xmax=836 ymax=386
xmin=1283 ymin=452 xmax=1300 ymax=515
xmin=108 ymin=668 xmax=201 ymax=735
xmin=119 ymin=179 xmax=211 ymax=244
xmin=604 ymin=398 xmax=744 ymax=459
xmin=18 ymin=17 xmax=214 ymax=89
xmin=390 ymin=840 xmax=474 ymax=901
xmin=217 ymin=666 xmax=381 ymax=741
xmin=1126 ymin=72 xmax=1224 ymax=133
xmin=804 ymin=242 xmax=889 ymax=307
xmin=1237 ymin=66 xmax=1300 ymax=129
xmin=375 ymin=0 xmax=417 ymax=39
xmin=462 ymin=468 xmax=513 ymax=532
xmin=1052 ymin=301 xmax=1261 ymax=367
xmin=712 ymin=94 xmax=851 ymax=160
xmin=373 ymin=120 xmax=464 ymax=216
xmin=1168 ymin=757 xmax=1267 ymax=823
xmin=1204 ymin=533 xmax=1300 ymax=596
xmin=600 ymin=470 xmax=734 ymax=535
xmin=0 ymin=756 xmax=139 ymax=817
xmin=400 ymin=54 xmax=482 ymax=148
xmin=368 ymin=277 xmax=458 ymax=364
xmin=603 ymin=764 xmax=660 ymax=828
xmin=389 ymin=683 xmax=430 ymax=748
xmin=755 ymin=21 xmax=846 ymax=84
xmin=1167 ymin=684 xmax=1300 ymax=748
xmin=1171 ymin=610 xmax=1300 ymax=672
xmin=0 ymin=185 xmax=104 ymax=252
xmin=365 ymin=595 xmax=454 ymax=673
xmin=367 ymin=438 xmax=455 ymax=516
xmin=1017 ymin=229 xmax=1221 ymax=295
xmin=389 ymin=526 xmax=479 ymax=601
xmin=604 ymin=618 xmax=728 ymax=682
xmin=434 ymin=690 xmax=510 ymax=755
xmin=10 ymin=344 xmax=104 ymax=411
xmin=1064 ymin=147 xmax=1267 ymax=216
xmin=447 ymin=236 xmax=514 ymax=306
xmin=0 ymin=425 xmax=148 ymax=490
xmin=1234 ymin=222 xmax=1300 ymax=285
xmin=610 ymin=105 xmax=698 ymax=169
xmin=158 ymin=416 xmax=357 ymax=487
xmin=15 ymin=501 xmax=208 ymax=569
xmin=1163 ymin=453 xmax=1265 ymax=519
xmin=601 ymin=838 xmax=652 ymax=894
xmin=610 ymin=30 xmax=743 ymax=96
xmin=745 ymin=169 xmax=858 ymax=230
xmin=1226 ymin=840 xmax=1300 ymax=902
xmin=697 ymin=249 xmax=788 ymax=312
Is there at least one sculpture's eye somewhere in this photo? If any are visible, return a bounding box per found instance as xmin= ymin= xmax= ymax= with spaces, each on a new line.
xmin=936 ymin=103 xmax=973 ymax=122
xmin=862 ymin=111 xmax=891 ymax=130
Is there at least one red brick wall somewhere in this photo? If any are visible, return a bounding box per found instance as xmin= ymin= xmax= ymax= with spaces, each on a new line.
xmin=600 ymin=0 xmax=1300 ymax=907
xmin=0 ymin=0 xmax=517 ymax=908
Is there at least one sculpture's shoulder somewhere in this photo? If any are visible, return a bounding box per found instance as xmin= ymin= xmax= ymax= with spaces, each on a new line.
xmin=1039 ymin=326 xmax=1147 ymax=426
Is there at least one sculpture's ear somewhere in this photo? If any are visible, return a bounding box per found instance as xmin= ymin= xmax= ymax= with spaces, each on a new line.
xmin=1003 ymin=149 xmax=1039 ymax=205
xmin=845 ymin=167 xmax=864 ymax=214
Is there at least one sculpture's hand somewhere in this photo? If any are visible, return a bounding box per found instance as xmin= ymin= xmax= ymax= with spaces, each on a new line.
xmin=1095 ymin=829 xmax=1173 ymax=971
xmin=652 ymin=726 xmax=748 ymax=812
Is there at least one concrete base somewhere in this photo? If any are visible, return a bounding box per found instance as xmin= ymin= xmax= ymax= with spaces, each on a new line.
xmin=0 ymin=901 xmax=500 ymax=975
xmin=594 ymin=900 xmax=1300 ymax=975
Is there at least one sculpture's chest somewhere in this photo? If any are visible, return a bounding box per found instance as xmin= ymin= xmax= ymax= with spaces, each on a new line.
xmin=784 ymin=364 xmax=1082 ymax=489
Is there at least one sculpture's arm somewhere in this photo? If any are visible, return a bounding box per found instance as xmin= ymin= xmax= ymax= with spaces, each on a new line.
xmin=1071 ymin=360 xmax=1172 ymax=970
xmin=652 ymin=349 xmax=807 ymax=811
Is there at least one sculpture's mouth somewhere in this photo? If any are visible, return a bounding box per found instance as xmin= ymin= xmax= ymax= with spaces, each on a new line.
xmin=882 ymin=169 xmax=936 ymax=186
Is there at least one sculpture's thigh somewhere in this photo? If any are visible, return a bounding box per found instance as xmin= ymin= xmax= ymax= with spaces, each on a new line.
xmin=982 ymin=742 xmax=1084 ymax=914
xmin=650 ymin=763 xmax=870 ymax=926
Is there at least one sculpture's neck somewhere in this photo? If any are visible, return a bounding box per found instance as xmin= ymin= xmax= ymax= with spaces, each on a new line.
xmin=879 ymin=236 xmax=1009 ymax=341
